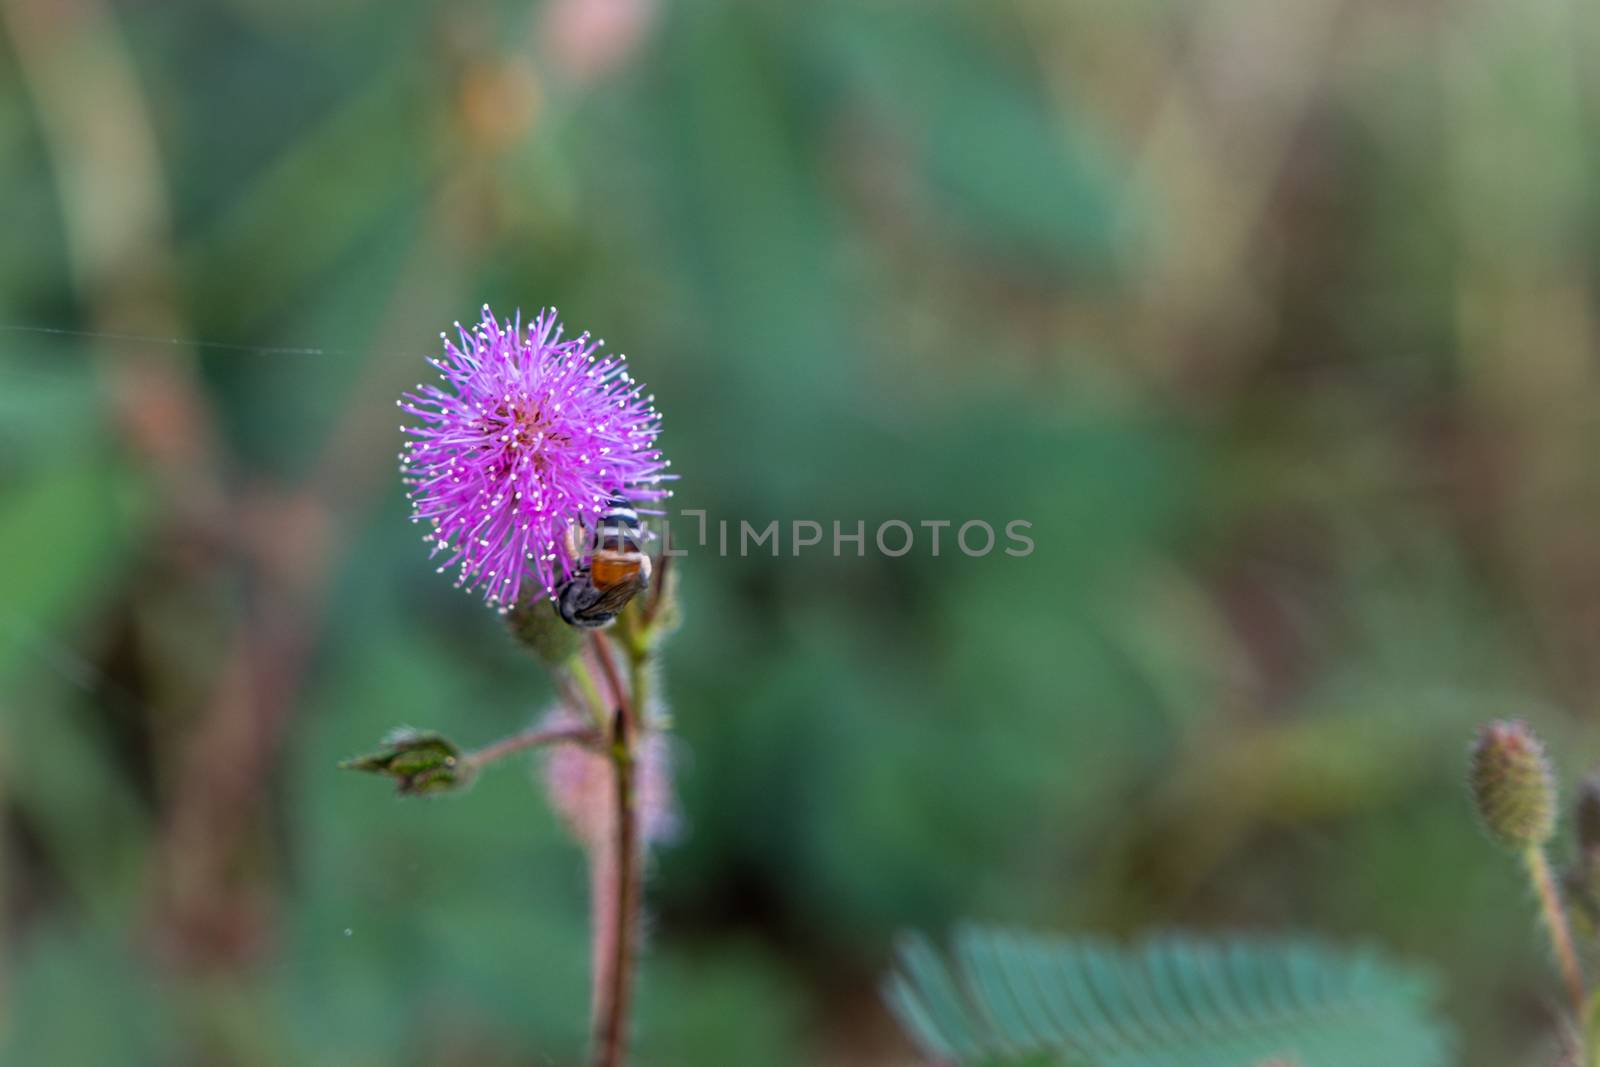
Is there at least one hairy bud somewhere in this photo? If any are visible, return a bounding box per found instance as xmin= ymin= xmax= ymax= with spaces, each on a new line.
xmin=339 ymin=728 xmax=472 ymax=796
xmin=506 ymin=595 xmax=584 ymax=666
xmin=1469 ymin=720 xmax=1557 ymax=850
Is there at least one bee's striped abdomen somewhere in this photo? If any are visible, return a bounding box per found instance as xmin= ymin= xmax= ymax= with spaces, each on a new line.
xmin=595 ymin=495 xmax=643 ymax=552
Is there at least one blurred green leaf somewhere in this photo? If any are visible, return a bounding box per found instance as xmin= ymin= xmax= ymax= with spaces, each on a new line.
xmin=819 ymin=6 xmax=1122 ymax=270
xmin=0 ymin=449 xmax=138 ymax=684
xmin=1 ymin=927 xmax=177 ymax=1065
xmin=637 ymin=942 xmax=812 ymax=1067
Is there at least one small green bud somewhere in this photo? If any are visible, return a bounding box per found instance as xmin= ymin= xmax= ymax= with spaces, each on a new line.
xmin=506 ymin=596 xmax=583 ymax=666
xmin=1469 ymin=720 xmax=1557 ymax=850
xmin=339 ymin=728 xmax=471 ymax=796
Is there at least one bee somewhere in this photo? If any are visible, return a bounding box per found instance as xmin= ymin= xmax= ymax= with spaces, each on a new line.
xmin=555 ymin=495 xmax=653 ymax=629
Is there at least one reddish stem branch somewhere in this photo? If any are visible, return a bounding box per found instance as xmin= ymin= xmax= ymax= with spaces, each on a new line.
xmin=589 ymin=633 xmax=634 ymax=730
xmin=1524 ymin=846 xmax=1587 ymax=1018
xmin=464 ymin=724 xmax=596 ymax=771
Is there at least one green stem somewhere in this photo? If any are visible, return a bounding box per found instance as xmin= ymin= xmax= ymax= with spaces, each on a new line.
xmin=623 ymin=625 xmax=649 ymax=724
xmin=569 ymin=656 xmax=611 ymax=733
xmin=1525 ymin=845 xmax=1587 ymax=1018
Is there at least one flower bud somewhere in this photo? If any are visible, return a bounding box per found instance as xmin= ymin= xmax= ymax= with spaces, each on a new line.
xmin=506 ymin=595 xmax=583 ymax=666
xmin=339 ymin=728 xmax=472 ymax=796
xmin=1469 ymin=720 xmax=1557 ymax=849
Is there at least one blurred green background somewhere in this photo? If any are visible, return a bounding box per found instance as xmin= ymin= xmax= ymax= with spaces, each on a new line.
xmin=2 ymin=0 xmax=1599 ymax=1063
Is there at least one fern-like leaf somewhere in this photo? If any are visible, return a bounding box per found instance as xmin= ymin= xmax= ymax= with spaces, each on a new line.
xmin=883 ymin=926 xmax=1451 ymax=1067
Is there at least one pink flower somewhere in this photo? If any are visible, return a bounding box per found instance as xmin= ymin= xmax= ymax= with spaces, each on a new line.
xmin=399 ymin=305 xmax=670 ymax=608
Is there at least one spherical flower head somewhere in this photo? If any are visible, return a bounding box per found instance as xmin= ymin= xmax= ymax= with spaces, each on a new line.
xmin=1469 ymin=719 xmax=1557 ymax=850
xmin=399 ymin=305 xmax=670 ymax=608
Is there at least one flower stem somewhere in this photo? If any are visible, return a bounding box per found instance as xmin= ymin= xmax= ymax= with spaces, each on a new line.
xmin=619 ymin=608 xmax=651 ymax=714
xmin=590 ymin=632 xmax=634 ymax=730
xmin=590 ymin=630 xmax=641 ymax=1067
xmin=594 ymin=705 xmax=638 ymax=1067
xmin=1525 ymin=845 xmax=1587 ymax=1017
xmin=569 ymin=658 xmax=610 ymax=732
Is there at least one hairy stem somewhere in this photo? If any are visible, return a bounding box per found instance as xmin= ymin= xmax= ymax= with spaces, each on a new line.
xmin=594 ymin=707 xmax=639 ymax=1067
xmin=590 ymin=633 xmax=634 ymax=730
xmin=1524 ymin=846 xmax=1587 ymax=1017
xmin=566 ymin=660 xmax=610 ymax=733
xmin=619 ymin=603 xmax=651 ymax=710
xmin=590 ymin=631 xmax=641 ymax=1067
